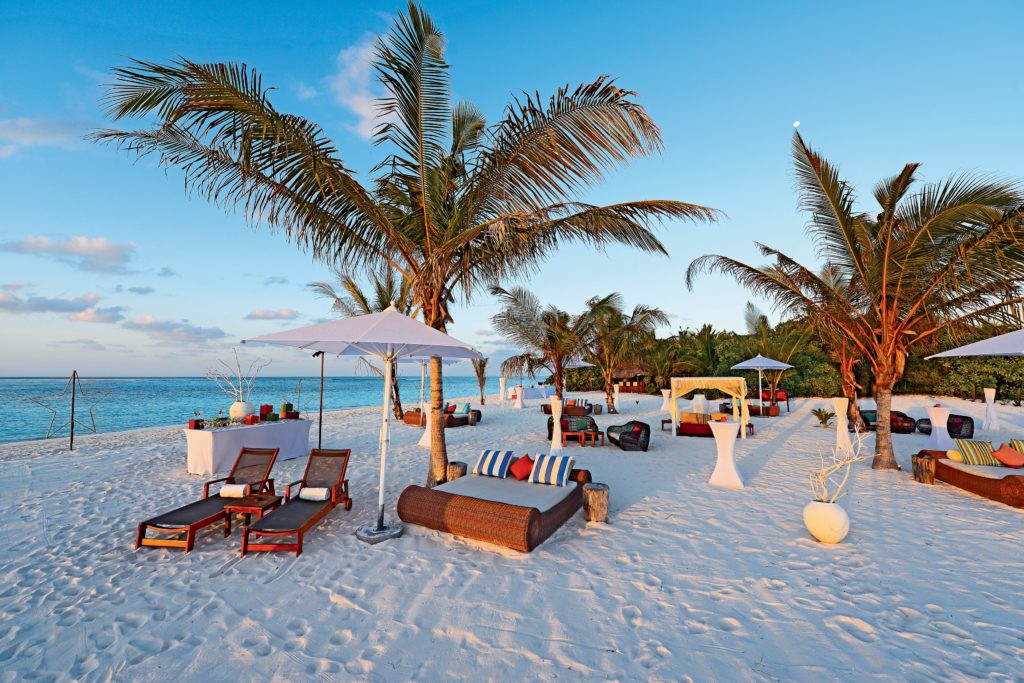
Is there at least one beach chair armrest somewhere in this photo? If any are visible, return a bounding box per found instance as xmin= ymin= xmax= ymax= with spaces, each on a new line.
xmin=284 ymin=479 xmax=306 ymax=500
xmin=203 ymin=477 xmax=230 ymax=498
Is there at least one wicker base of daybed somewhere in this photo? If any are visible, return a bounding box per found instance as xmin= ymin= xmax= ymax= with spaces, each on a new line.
xmin=397 ymin=469 xmax=592 ymax=552
xmin=919 ymin=449 xmax=1024 ymax=508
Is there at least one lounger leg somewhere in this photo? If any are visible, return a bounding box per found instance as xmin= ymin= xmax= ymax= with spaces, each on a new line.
xmin=135 ymin=524 xmax=145 ymax=550
xmin=186 ymin=530 xmax=195 ymax=554
xmin=295 ymin=532 xmax=303 ymax=557
xmin=224 ymin=513 xmax=231 ymax=537
xmin=240 ymin=529 xmax=249 ymax=557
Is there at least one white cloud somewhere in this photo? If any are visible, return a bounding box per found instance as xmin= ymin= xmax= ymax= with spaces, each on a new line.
xmin=0 ymin=291 xmax=99 ymax=314
xmin=126 ymin=286 xmax=155 ymax=295
xmin=296 ymin=82 xmax=318 ymax=100
xmin=263 ymin=275 xmax=290 ymax=286
xmin=122 ymin=316 xmax=228 ymax=345
xmin=329 ymin=38 xmax=383 ymax=139
xmin=1 ymin=282 xmax=28 ymax=291
xmin=69 ymin=306 xmax=126 ymax=323
xmin=54 ymin=338 xmax=108 ymax=352
xmin=0 ymin=118 xmax=84 ymax=157
xmin=245 ymin=308 xmax=301 ymax=321
xmin=157 ymin=267 xmax=178 ymax=278
xmin=0 ymin=235 xmax=137 ymax=274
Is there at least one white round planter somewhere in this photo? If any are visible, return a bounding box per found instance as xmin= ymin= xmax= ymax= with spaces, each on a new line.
xmin=803 ymin=500 xmax=850 ymax=544
xmin=229 ymin=400 xmax=255 ymax=420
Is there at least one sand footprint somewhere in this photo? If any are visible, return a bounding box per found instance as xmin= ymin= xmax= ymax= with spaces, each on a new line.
xmin=718 ymin=617 xmax=743 ymax=633
xmin=621 ymin=605 xmax=643 ymax=627
xmin=830 ymin=615 xmax=877 ymax=643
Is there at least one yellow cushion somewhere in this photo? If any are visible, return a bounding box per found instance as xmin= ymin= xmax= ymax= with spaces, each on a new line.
xmin=710 ymin=413 xmax=728 ymax=421
xmin=681 ymin=412 xmax=699 ymax=424
xmin=945 ymin=450 xmax=964 ymax=462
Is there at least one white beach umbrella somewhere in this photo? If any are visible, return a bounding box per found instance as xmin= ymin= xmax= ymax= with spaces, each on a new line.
xmin=731 ymin=355 xmax=794 ymax=410
xmin=926 ymin=330 xmax=1024 ymax=430
xmin=243 ymin=305 xmax=481 ymax=544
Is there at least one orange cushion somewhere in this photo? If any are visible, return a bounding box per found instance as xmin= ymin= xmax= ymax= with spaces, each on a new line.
xmin=992 ymin=444 xmax=1024 ymax=468
xmin=509 ymin=454 xmax=534 ymax=480
xmin=566 ymin=400 xmax=576 ymax=407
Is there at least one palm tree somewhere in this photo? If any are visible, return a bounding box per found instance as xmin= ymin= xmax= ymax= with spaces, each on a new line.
xmin=743 ymin=303 xmax=807 ymax=406
xmin=688 ymin=131 xmax=1024 ymax=469
xmin=309 ymin=266 xmax=414 ymax=419
xmin=676 ymin=324 xmax=723 ymax=376
xmin=585 ymin=296 xmax=668 ymax=412
xmin=471 ymin=357 xmax=488 ymax=405
xmin=491 ymin=286 xmax=617 ymax=399
xmin=646 ymin=338 xmax=686 ymax=391
xmin=92 ymin=2 xmax=716 ymax=486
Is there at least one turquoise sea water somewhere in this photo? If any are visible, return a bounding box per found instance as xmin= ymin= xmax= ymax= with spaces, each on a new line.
xmin=0 ymin=375 xmax=499 ymax=444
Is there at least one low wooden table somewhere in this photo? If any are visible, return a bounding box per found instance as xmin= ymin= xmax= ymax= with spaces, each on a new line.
xmin=912 ymin=453 xmax=936 ymax=484
xmin=661 ymin=419 xmax=673 ymax=431
xmin=562 ymin=431 xmax=587 ymax=446
xmin=586 ymin=431 xmax=605 ymax=447
xmin=223 ymin=494 xmax=283 ymax=536
xmin=583 ymin=483 xmax=609 ymax=522
xmin=447 ymin=461 xmax=468 ymax=481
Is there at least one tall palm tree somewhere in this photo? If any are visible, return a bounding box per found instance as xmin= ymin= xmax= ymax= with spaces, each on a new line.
xmin=676 ymin=324 xmax=722 ymax=376
xmin=688 ymin=132 xmax=1024 ymax=469
xmin=308 ymin=266 xmax=414 ymax=419
xmin=471 ymin=357 xmax=488 ymax=405
xmin=585 ymin=296 xmax=668 ymax=412
xmin=646 ymin=338 xmax=686 ymax=391
xmin=491 ymin=286 xmax=617 ymax=399
xmin=743 ymin=303 xmax=808 ymax=406
xmin=92 ymin=2 xmax=716 ymax=486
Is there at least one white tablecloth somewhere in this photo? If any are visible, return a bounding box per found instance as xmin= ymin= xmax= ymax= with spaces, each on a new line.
xmin=708 ymin=420 xmax=744 ymax=489
xmin=925 ymin=406 xmax=955 ymax=451
xmin=185 ymin=419 xmax=312 ymax=476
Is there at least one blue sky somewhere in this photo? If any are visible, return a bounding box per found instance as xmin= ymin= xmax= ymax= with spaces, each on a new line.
xmin=1 ymin=0 xmax=1021 ymax=376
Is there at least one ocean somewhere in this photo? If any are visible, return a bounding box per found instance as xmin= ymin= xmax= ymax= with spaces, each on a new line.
xmin=0 ymin=375 xmax=502 ymax=444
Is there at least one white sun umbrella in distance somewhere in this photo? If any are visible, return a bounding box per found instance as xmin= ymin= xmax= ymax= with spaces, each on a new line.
xmin=926 ymin=329 xmax=1024 ymax=430
xmin=397 ymin=356 xmax=463 ymax=415
xmin=243 ymin=305 xmax=482 ymax=544
xmin=731 ymin=355 xmax=794 ymax=413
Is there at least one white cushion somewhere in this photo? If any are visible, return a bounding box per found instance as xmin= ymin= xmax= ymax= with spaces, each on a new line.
xmin=298 ymin=487 xmax=331 ymax=501
xmin=219 ymin=484 xmax=247 ymax=498
xmin=943 ymin=460 xmax=1023 ymax=480
xmin=473 ymin=449 xmax=514 ymax=478
xmin=435 ymin=475 xmax=577 ymax=512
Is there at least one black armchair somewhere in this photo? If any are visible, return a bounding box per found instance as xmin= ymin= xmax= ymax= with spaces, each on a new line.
xmin=607 ymin=421 xmax=651 ymax=452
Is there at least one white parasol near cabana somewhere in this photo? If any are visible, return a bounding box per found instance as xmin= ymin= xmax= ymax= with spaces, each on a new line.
xmin=731 ymin=354 xmax=794 ymax=413
xmin=243 ymin=305 xmax=481 ymax=544
xmin=925 ymin=330 xmax=1024 ymax=431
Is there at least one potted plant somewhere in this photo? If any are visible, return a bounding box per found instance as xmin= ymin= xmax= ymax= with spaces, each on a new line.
xmin=206 ymin=349 xmax=271 ymax=421
xmin=804 ymin=435 xmax=867 ymax=543
xmin=811 ymin=407 xmax=835 ymax=428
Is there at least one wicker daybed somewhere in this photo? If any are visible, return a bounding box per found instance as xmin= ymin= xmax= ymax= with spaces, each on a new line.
xmin=917 ymin=449 xmax=1024 ymax=508
xmin=397 ymin=468 xmax=592 ymax=552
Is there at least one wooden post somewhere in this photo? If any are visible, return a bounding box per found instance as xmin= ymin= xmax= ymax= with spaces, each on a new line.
xmin=912 ymin=453 xmax=936 ymax=485
xmin=69 ymin=370 xmax=77 ymax=451
xmin=583 ymin=483 xmax=609 ymax=523
xmin=446 ymin=461 xmax=468 ymax=482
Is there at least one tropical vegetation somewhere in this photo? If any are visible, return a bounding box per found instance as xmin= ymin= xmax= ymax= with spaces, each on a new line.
xmin=93 ymin=1 xmax=715 ymax=486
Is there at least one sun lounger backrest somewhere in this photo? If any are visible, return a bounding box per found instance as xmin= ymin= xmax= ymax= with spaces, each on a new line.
xmin=303 ymin=449 xmax=352 ymax=488
xmin=229 ymin=447 xmax=279 ymax=486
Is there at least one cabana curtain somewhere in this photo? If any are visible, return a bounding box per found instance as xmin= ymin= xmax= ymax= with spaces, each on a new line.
xmin=670 ymin=376 xmax=750 ymax=439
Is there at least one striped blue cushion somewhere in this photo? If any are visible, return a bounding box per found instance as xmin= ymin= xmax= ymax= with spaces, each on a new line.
xmin=473 ymin=449 xmax=514 ymax=478
xmin=529 ymin=454 xmax=575 ymax=486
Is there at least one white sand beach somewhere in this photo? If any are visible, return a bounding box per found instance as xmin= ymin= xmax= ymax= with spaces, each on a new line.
xmin=1 ymin=393 xmax=1023 ymax=682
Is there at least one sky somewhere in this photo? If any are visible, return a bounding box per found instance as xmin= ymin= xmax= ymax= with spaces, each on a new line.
xmin=1 ymin=0 xmax=1022 ymax=377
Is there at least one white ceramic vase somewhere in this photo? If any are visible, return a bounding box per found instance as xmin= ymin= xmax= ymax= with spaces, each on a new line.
xmin=803 ymin=500 xmax=850 ymax=544
xmin=230 ymin=400 xmax=255 ymax=420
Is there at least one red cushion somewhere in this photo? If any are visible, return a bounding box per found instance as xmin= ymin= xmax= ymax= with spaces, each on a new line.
xmin=445 ymin=404 xmax=456 ymax=413
xmin=509 ymin=454 xmax=534 ymax=480
xmin=993 ymin=444 xmax=1024 ymax=468
xmin=632 ymin=425 xmax=642 ymax=432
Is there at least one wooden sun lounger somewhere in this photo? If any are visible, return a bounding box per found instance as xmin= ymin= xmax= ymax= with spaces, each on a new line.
xmin=396 ymin=468 xmax=592 ymax=552
xmin=135 ymin=447 xmax=278 ymax=553
xmin=241 ymin=449 xmax=352 ymax=557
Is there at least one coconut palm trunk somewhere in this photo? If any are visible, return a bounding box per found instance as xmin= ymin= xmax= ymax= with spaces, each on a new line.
xmin=390 ymin=359 xmax=404 ymax=420
xmin=427 ymin=355 xmax=447 ymax=487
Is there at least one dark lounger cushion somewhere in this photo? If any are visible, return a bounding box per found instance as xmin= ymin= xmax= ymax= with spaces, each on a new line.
xmin=145 ymin=496 xmax=231 ymax=528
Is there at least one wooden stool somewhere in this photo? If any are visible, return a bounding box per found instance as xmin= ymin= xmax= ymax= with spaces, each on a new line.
xmin=583 ymin=483 xmax=609 ymax=523
xmin=447 ymin=461 xmax=468 ymax=481
xmin=912 ymin=453 xmax=936 ymax=484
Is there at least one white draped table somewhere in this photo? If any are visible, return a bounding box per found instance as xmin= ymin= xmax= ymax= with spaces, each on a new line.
xmin=708 ymin=420 xmax=744 ymax=489
xmin=185 ymin=419 xmax=312 ymax=476
xmin=924 ymin=406 xmax=955 ymax=451
xmin=983 ymin=387 xmax=1000 ymax=430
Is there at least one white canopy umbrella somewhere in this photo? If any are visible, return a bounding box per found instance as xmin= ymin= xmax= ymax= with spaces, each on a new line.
xmin=243 ymin=305 xmax=481 ymax=544
xmin=926 ymin=330 xmax=1024 ymax=430
xmin=731 ymin=354 xmax=794 ymax=411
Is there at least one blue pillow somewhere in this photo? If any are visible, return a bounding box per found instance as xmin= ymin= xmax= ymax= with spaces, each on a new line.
xmin=473 ymin=449 xmax=514 ymax=478
xmin=529 ymin=454 xmax=575 ymax=486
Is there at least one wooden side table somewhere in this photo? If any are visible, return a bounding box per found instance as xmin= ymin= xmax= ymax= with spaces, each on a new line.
xmin=562 ymin=431 xmax=586 ymax=446
xmin=912 ymin=453 xmax=936 ymax=484
xmin=586 ymin=431 xmax=605 ymax=447
xmin=223 ymin=494 xmax=282 ymax=536
xmin=447 ymin=461 xmax=468 ymax=481
xmin=583 ymin=483 xmax=609 ymax=522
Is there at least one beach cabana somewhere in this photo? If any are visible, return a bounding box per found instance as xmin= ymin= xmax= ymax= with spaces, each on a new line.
xmin=243 ymin=305 xmax=481 ymax=544
xmin=669 ymin=377 xmax=750 ymax=438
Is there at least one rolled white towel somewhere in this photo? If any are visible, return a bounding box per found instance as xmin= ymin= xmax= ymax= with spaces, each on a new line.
xmin=219 ymin=483 xmax=248 ymax=498
xmin=298 ymin=486 xmax=331 ymax=502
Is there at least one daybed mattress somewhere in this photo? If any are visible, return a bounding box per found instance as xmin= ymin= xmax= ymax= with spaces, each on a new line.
xmin=941 ymin=460 xmax=1023 ymax=480
xmin=434 ymin=475 xmax=577 ymax=512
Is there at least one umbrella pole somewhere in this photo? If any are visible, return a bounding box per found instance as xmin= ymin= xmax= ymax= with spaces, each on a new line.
xmin=758 ymin=369 xmax=763 ymax=414
xmin=318 ymin=352 xmax=325 ymax=449
xmin=357 ymin=351 xmax=403 ymax=544
xmin=419 ymin=361 xmax=426 ymax=413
